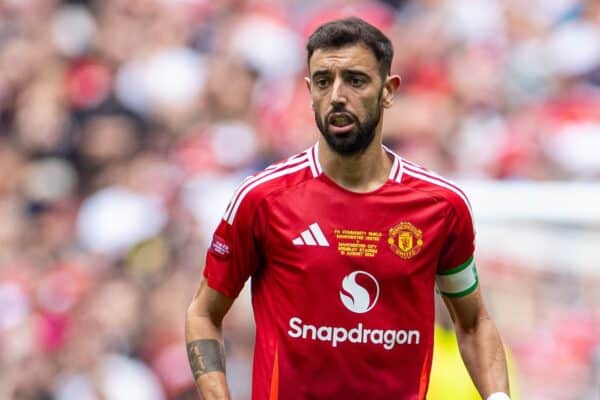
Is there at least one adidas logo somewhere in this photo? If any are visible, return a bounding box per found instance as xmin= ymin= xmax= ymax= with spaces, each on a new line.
xmin=292 ymin=223 xmax=329 ymax=247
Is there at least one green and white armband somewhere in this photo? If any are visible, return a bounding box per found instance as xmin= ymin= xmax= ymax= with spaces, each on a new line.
xmin=436 ymin=256 xmax=478 ymax=298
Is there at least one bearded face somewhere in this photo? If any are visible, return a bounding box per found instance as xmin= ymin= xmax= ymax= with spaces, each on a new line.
xmin=314 ymin=87 xmax=383 ymax=155
xmin=307 ymin=44 xmax=388 ymax=156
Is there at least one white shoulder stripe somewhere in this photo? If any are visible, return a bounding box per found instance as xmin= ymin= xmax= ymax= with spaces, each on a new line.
xmin=403 ymin=161 xmax=467 ymax=200
xmin=403 ymin=165 xmax=471 ymax=208
xmin=265 ymin=151 xmax=308 ymax=171
xmin=223 ymin=154 xmax=308 ymax=219
xmin=403 ymin=168 xmax=473 ymax=218
xmin=402 ymin=162 xmax=461 ymax=187
xmin=404 ymin=161 xmax=449 ymax=181
xmin=226 ymin=161 xmax=310 ymax=224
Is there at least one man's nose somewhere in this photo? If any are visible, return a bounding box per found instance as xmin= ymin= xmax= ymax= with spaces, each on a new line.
xmin=330 ymin=78 xmax=347 ymax=107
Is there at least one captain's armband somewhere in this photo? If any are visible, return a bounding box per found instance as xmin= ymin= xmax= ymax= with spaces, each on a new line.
xmin=436 ymin=256 xmax=478 ymax=298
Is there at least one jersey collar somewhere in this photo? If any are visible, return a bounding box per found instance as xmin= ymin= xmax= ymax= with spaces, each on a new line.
xmin=309 ymin=142 xmax=404 ymax=183
xmin=308 ymin=142 xmax=323 ymax=178
xmin=384 ymin=145 xmax=404 ymax=183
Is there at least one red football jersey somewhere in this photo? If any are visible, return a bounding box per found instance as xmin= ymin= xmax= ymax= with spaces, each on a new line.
xmin=204 ymin=143 xmax=477 ymax=400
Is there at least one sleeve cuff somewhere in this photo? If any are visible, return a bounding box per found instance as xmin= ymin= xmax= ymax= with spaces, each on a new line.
xmin=486 ymin=393 xmax=510 ymax=400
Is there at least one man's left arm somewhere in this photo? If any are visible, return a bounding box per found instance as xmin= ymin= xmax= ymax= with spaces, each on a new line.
xmin=442 ymin=287 xmax=510 ymax=399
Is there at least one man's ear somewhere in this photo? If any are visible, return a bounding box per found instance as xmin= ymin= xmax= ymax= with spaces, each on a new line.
xmin=305 ymin=77 xmax=315 ymax=109
xmin=382 ymin=75 xmax=401 ymax=108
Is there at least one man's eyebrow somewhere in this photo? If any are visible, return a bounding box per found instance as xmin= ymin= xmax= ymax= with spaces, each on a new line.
xmin=311 ymin=69 xmax=331 ymax=78
xmin=343 ymin=69 xmax=370 ymax=77
xmin=311 ymin=69 xmax=371 ymax=78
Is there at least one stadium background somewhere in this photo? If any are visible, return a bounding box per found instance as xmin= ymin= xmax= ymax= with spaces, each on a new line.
xmin=0 ymin=0 xmax=599 ymax=399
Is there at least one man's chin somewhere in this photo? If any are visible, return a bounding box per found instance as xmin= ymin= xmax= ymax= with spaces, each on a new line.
xmin=323 ymin=131 xmax=366 ymax=155
xmin=326 ymin=128 xmax=354 ymax=140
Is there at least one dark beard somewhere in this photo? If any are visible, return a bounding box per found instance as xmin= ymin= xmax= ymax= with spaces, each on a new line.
xmin=315 ymin=95 xmax=383 ymax=156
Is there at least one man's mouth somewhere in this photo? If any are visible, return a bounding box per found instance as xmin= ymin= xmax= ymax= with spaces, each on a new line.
xmin=329 ymin=112 xmax=354 ymax=127
xmin=327 ymin=113 xmax=356 ymax=135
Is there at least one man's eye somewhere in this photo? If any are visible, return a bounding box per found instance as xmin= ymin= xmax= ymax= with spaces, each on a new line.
xmin=350 ymin=77 xmax=365 ymax=87
xmin=316 ymin=79 xmax=329 ymax=88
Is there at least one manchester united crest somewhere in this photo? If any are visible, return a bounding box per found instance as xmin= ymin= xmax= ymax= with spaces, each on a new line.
xmin=388 ymin=222 xmax=423 ymax=259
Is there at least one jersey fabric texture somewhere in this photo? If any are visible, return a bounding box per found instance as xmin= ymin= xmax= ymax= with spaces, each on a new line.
xmin=203 ymin=143 xmax=476 ymax=400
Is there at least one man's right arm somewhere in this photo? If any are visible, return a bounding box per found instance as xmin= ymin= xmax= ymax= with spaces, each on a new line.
xmin=185 ymin=279 xmax=235 ymax=400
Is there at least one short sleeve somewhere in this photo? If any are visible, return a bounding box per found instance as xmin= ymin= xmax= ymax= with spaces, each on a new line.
xmin=202 ymin=195 xmax=263 ymax=299
xmin=436 ymin=195 xmax=478 ymax=298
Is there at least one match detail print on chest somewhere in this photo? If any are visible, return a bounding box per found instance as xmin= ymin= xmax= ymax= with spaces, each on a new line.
xmin=333 ymin=228 xmax=382 ymax=258
xmin=330 ymin=221 xmax=424 ymax=260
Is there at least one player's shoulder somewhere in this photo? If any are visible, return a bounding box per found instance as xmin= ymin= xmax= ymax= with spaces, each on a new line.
xmin=222 ymin=146 xmax=319 ymax=225
xmin=399 ymin=157 xmax=472 ymax=213
xmin=243 ymin=147 xmax=319 ymax=197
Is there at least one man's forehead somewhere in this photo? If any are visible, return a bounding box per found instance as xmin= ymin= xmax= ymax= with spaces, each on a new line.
xmin=309 ymin=44 xmax=379 ymax=74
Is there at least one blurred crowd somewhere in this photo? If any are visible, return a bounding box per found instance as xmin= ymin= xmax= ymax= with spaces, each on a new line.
xmin=0 ymin=0 xmax=599 ymax=399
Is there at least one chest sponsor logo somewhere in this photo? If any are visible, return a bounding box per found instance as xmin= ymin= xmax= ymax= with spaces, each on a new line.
xmin=286 ymin=271 xmax=421 ymax=350
xmin=287 ymin=317 xmax=420 ymax=350
xmin=339 ymin=271 xmax=379 ymax=314
xmin=388 ymin=222 xmax=423 ymax=259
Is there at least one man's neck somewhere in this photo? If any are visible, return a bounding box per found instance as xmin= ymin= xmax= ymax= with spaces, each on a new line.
xmin=318 ymin=136 xmax=393 ymax=193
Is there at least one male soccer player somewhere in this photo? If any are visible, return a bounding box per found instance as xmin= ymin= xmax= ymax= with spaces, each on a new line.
xmin=186 ymin=17 xmax=510 ymax=400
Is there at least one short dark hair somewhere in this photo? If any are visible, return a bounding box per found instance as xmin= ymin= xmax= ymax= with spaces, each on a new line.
xmin=306 ymin=17 xmax=393 ymax=78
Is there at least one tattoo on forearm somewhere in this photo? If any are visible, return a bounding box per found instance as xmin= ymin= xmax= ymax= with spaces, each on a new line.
xmin=187 ymin=339 xmax=226 ymax=379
